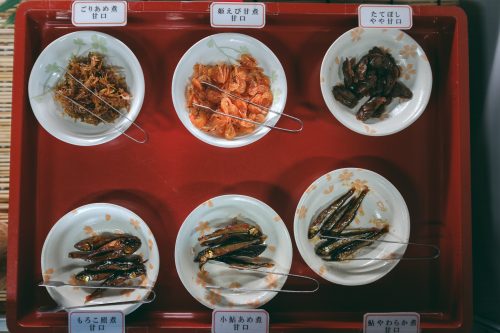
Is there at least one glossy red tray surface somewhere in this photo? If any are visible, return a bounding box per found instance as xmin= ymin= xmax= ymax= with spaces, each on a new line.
xmin=7 ymin=2 xmax=470 ymax=332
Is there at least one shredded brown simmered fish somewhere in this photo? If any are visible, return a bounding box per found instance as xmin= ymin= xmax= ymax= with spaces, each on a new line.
xmin=54 ymin=52 xmax=131 ymax=125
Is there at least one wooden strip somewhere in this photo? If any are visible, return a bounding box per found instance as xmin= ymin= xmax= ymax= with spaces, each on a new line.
xmin=0 ymin=0 xmax=13 ymax=300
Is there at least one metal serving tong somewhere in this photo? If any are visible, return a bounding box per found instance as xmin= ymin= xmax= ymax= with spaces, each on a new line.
xmin=38 ymin=281 xmax=156 ymax=313
xmin=54 ymin=65 xmax=148 ymax=144
xmin=320 ymin=234 xmax=441 ymax=261
xmin=192 ymin=81 xmax=303 ymax=133
xmin=205 ymin=261 xmax=319 ymax=293
xmin=40 ymin=280 xmax=154 ymax=290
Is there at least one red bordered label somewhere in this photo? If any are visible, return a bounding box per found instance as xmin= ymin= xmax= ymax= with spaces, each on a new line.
xmin=212 ymin=309 xmax=269 ymax=333
xmin=364 ymin=312 xmax=420 ymax=333
xmin=358 ymin=5 xmax=413 ymax=30
xmin=69 ymin=311 xmax=125 ymax=333
xmin=210 ymin=2 xmax=266 ymax=29
xmin=72 ymin=1 xmax=127 ymax=27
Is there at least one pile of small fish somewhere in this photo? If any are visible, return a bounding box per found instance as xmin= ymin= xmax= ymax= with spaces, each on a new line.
xmin=194 ymin=218 xmax=274 ymax=270
xmin=309 ymin=187 xmax=389 ymax=261
xmin=69 ymin=233 xmax=146 ymax=302
xmin=333 ymin=47 xmax=413 ymax=122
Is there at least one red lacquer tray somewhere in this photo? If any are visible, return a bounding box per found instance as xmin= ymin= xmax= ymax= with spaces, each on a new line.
xmin=7 ymin=1 xmax=471 ymax=332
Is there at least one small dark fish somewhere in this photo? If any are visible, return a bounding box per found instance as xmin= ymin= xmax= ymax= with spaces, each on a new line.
xmin=356 ymin=97 xmax=387 ymax=122
xmin=216 ymin=256 xmax=274 ymax=269
xmin=355 ymin=73 xmax=377 ymax=97
xmin=107 ymin=255 xmax=144 ymax=264
xmin=355 ymin=56 xmax=369 ymax=82
xmin=383 ymin=73 xmax=397 ymax=96
xmin=372 ymin=97 xmax=392 ymax=118
xmin=333 ymin=84 xmax=359 ymax=108
xmin=221 ymin=244 xmax=267 ymax=258
xmin=84 ymin=260 xmax=144 ymax=272
xmin=308 ymin=187 xmax=355 ymax=239
xmin=75 ymin=270 xmax=114 ymax=282
xmin=198 ymin=220 xmax=261 ymax=242
xmin=326 ymin=225 xmax=389 ymax=261
xmin=316 ymin=237 xmax=358 ymax=257
xmin=368 ymin=46 xmax=385 ymax=56
xmin=342 ymin=57 xmax=357 ymax=87
xmin=316 ymin=227 xmax=386 ymax=257
xmin=69 ymin=249 xmax=140 ymax=262
xmin=330 ymin=188 xmax=369 ymax=234
xmin=87 ymin=250 xmax=126 ymax=262
xmin=194 ymin=236 xmax=265 ymax=269
xmin=320 ymin=227 xmax=384 ymax=239
xmin=84 ymin=265 xmax=147 ymax=303
xmin=319 ymin=195 xmax=356 ymax=235
xmin=90 ymin=235 xmax=141 ymax=255
xmin=368 ymin=53 xmax=386 ymax=69
xmin=390 ymin=81 xmax=413 ymax=99
xmin=200 ymin=233 xmax=260 ymax=247
xmin=74 ymin=233 xmax=123 ymax=251
xmin=69 ymin=251 xmax=95 ymax=260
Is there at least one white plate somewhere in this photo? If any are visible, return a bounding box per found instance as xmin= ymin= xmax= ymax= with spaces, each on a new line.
xmin=175 ymin=195 xmax=292 ymax=309
xmin=28 ymin=31 xmax=145 ymax=146
xmin=41 ymin=203 xmax=159 ymax=315
xmin=320 ymin=28 xmax=432 ymax=136
xmin=293 ymin=168 xmax=410 ymax=285
xmin=171 ymin=33 xmax=287 ymax=148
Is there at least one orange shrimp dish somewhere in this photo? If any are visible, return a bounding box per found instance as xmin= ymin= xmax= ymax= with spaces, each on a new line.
xmin=186 ymin=54 xmax=273 ymax=140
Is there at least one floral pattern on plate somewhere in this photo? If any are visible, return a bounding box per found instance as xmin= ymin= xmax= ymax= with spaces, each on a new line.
xmin=175 ymin=194 xmax=292 ymax=309
xmin=320 ymin=28 xmax=432 ymax=136
xmin=41 ymin=203 xmax=159 ymax=315
xmin=293 ymin=168 xmax=410 ymax=286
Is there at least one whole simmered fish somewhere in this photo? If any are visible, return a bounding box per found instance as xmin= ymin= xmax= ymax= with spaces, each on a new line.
xmin=325 ymin=225 xmax=388 ymax=261
xmin=216 ymin=256 xmax=275 ymax=269
xmin=194 ymin=236 xmax=266 ymax=269
xmin=198 ymin=220 xmax=261 ymax=242
xmin=74 ymin=233 xmax=123 ymax=251
xmin=316 ymin=227 xmax=382 ymax=257
xmin=84 ymin=264 xmax=147 ymax=303
xmin=308 ymin=187 xmax=355 ymax=239
xmin=328 ymin=188 xmax=369 ymax=235
xmin=69 ymin=235 xmax=141 ymax=261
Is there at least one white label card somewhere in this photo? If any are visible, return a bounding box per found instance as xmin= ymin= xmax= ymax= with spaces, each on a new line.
xmin=72 ymin=1 xmax=127 ymax=27
xmin=364 ymin=312 xmax=420 ymax=333
xmin=69 ymin=311 xmax=125 ymax=333
xmin=212 ymin=309 xmax=269 ymax=333
xmin=210 ymin=2 xmax=266 ymax=29
xmin=358 ymin=5 xmax=413 ymax=30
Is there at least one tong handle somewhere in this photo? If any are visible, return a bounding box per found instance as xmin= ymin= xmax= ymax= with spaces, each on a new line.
xmin=205 ymin=263 xmax=319 ymax=293
xmin=37 ymin=290 xmax=156 ymax=313
xmin=40 ymin=280 xmax=153 ymax=290
xmin=320 ymin=234 xmax=441 ymax=260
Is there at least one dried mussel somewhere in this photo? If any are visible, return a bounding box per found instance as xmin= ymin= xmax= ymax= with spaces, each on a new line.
xmin=332 ymin=47 xmax=413 ymax=122
xmin=308 ymin=186 xmax=389 ymax=261
xmin=194 ymin=218 xmax=274 ymax=270
xmin=69 ymin=233 xmax=146 ymax=302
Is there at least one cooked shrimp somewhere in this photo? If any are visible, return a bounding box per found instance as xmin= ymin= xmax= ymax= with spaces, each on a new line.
xmin=186 ymin=54 xmax=273 ymax=139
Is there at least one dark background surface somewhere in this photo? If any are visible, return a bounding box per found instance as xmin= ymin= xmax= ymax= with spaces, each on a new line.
xmin=462 ymin=0 xmax=500 ymax=332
